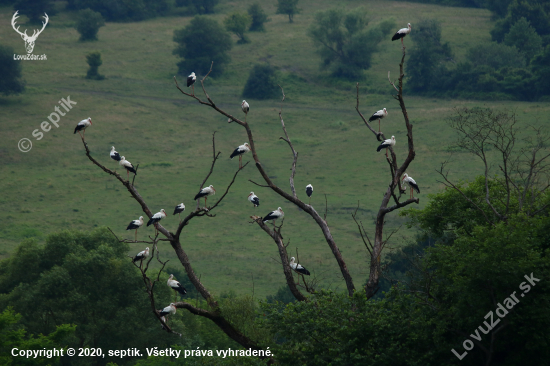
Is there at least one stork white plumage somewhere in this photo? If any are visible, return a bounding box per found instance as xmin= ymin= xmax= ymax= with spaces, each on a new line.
xmin=306 ymin=184 xmax=313 ymax=204
xmin=133 ymin=246 xmax=149 ymax=267
xmin=377 ymin=136 xmax=396 ymax=158
xmin=241 ymin=100 xmax=250 ymax=114
xmin=173 ymin=203 xmax=185 ymax=222
xmin=248 ymin=192 xmax=259 ymax=208
xmin=74 ymin=117 xmax=92 ymax=138
xmin=187 ymin=72 xmax=196 ymax=95
xmin=263 ymin=207 xmax=284 ymax=225
xmin=368 ymin=108 xmax=388 ymax=132
xmin=167 ymin=274 xmax=187 ymax=301
xmin=392 ymin=23 xmax=412 ymax=47
xmin=230 ymin=142 xmax=251 ymax=168
xmin=402 ymin=173 xmax=420 ymax=199
xmin=147 ymin=209 xmax=167 ymax=235
xmin=119 ymin=156 xmax=137 ymax=180
xmin=158 ymin=303 xmax=176 ymax=317
xmin=126 ymin=216 xmax=144 ymax=242
xmin=290 ymin=256 xmax=310 ymax=276
xmin=110 ymin=146 xmax=121 ymax=162
xmin=194 ymin=185 xmax=215 ymax=208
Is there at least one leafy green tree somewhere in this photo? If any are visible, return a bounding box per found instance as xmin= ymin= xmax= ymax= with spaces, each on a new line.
xmin=242 ymin=64 xmax=278 ymax=99
xmin=486 ymin=0 xmax=513 ymax=18
xmin=248 ymin=3 xmax=270 ymax=32
xmin=85 ymin=51 xmax=104 ymax=79
xmin=406 ymin=19 xmax=453 ymax=92
xmin=307 ymin=8 xmax=394 ymax=80
xmin=276 ymin=0 xmax=300 ymax=23
xmin=13 ymin=0 xmax=54 ymax=23
xmin=0 ymin=308 xmax=75 ymax=365
xmin=467 ymin=42 xmax=525 ymax=69
xmin=173 ymin=15 xmax=232 ymax=77
xmin=75 ymin=8 xmax=105 ymax=41
xmin=0 ymin=45 xmax=25 ymax=96
xmin=186 ymin=0 xmax=219 ymax=14
xmin=0 ymin=229 xmax=175 ymax=365
xmin=68 ymin=0 xmax=173 ymax=21
xmin=531 ymin=45 xmax=550 ymax=98
xmin=490 ymin=0 xmax=550 ymax=42
xmin=504 ymin=17 xmax=542 ymax=61
xmin=265 ymin=284 xmax=296 ymax=304
xmin=224 ymin=12 xmax=251 ymax=44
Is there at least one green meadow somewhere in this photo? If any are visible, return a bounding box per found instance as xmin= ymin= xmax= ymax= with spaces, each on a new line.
xmin=1 ymin=0 xmax=548 ymax=299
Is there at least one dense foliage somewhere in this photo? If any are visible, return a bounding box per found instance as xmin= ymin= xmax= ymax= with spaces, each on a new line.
xmin=86 ymin=51 xmax=104 ymax=80
xmin=67 ymin=0 xmax=173 ymax=21
xmin=75 ymin=8 xmax=105 ymax=41
xmin=307 ymin=8 xmax=394 ymax=79
xmin=173 ymin=16 xmax=233 ymax=77
xmin=242 ymin=64 xmax=278 ymax=100
xmin=276 ymin=0 xmax=300 ymax=23
xmin=407 ymin=19 xmax=550 ymax=100
xmin=247 ymin=3 xmax=270 ymax=32
xmin=0 ymin=45 xmax=25 ymax=96
xmin=13 ymin=0 xmax=55 ymax=23
xmin=224 ymin=12 xmax=252 ymax=44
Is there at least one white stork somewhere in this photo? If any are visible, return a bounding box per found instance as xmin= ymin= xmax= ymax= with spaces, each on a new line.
xmin=173 ymin=203 xmax=185 ymax=222
xmin=126 ymin=216 xmax=144 ymax=242
xmin=147 ymin=209 xmax=167 ymax=235
xmin=167 ymin=274 xmax=187 ymax=301
xmin=133 ymin=246 xmax=149 ymax=266
xmin=402 ymin=173 xmax=420 ymax=199
xmin=306 ymin=184 xmax=313 ymax=204
xmin=248 ymin=192 xmax=259 ymax=208
xmin=194 ymin=185 xmax=215 ymax=208
xmin=187 ymin=72 xmax=196 ymax=95
xmin=241 ymin=100 xmax=250 ymax=114
xmin=377 ymin=136 xmax=396 ymax=158
xmin=119 ymin=156 xmax=137 ymax=180
xmin=73 ymin=117 xmax=92 ymax=138
xmin=392 ymin=23 xmax=412 ymax=47
xmin=290 ymin=256 xmax=310 ymax=276
xmin=263 ymin=207 xmax=284 ymax=225
xmin=110 ymin=146 xmax=121 ymax=162
xmin=368 ymin=108 xmax=388 ymax=132
xmin=158 ymin=303 xmax=176 ymax=317
xmin=230 ymin=142 xmax=251 ymax=168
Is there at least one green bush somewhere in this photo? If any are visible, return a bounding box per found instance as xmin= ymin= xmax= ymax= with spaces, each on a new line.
xmin=504 ymin=17 xmax=543 ymax=61
xmin=248 ymin=3 xmax=270 ymax=31
xmin=276 ymin=0 xmax=300 ymax=23
xmin=242 ymin=64 xmax=278 ymax=100
xmin=173 ymin=15 xmax=232 ymax=77
xmin=224 ymin=12 xmax=251 ymax=44
xmin=85 ymin=51 xmax=104 ymax=80
xmin=75 ymin=8 xmax=105 ymax=41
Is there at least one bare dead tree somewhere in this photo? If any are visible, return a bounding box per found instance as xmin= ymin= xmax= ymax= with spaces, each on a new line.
xmin=174 ymin=63 xmax=356 ymax=298
xmin=355 ymin=47 xmax=419 ymax=298
xmin=78 ymin=134 xmax=265 ymax=353
xmin=438 ymin=107 xmax=550 ymax=221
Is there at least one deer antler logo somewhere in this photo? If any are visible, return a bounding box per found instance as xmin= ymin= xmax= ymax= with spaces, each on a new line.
xmin=11 ymin=11 xmax=49 ymax=54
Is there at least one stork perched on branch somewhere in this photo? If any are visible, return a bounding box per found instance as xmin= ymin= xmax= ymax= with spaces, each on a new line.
xmin=402 ymin=173 xmax=420 ymax=199
xmin=377 ymin=136 xmax=396 ymax=158
xmin=392 ymin=23 xmax=412 ymax=47
xmin=369 ymin=108 xmax=388 ymax=132
xmin=167 ymin=274 xmax=187 ymax=301
xmin=126 ymin=216 xmax=144 ymax=242
xmin=194 ymin=185 xmax=215 ymax=208
xmin=173 ymin=203 xmax=185 ymax=222
xmin=147 ymin=209 xmax=166 ymax=235
xmin=306 ymin=184 xmax=313 ymax=205
xmin=110 ymin=146 xmax=121 ymax=162
xmin=74 ymin=117 xmax=92 ymax=138
xmin=119 ymin=156 xmax=137 ymax=180
xmin=158 ymin=303 xmax=176 ymax=317
xmin=230 ymin=143 xmax=250 ymax=168
xmin=263 ymin=207 xmax=284 ymax=225
xmin=133 ymin=247 xmax=149 ymax=267
xmin=187 ymin=72 xmax=196 ymax=95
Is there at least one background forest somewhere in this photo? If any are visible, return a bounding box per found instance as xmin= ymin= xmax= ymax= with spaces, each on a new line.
xmin=0 ymin=0 xmax=549 ymax=365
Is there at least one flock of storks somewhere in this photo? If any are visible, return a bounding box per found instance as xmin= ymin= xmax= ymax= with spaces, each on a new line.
xmin=72 ymin=22 xmax=418 ymax=325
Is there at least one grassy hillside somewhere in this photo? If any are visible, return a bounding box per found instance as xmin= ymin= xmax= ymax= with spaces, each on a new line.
xmin=0 ymin=0 xmax=548 ymax=299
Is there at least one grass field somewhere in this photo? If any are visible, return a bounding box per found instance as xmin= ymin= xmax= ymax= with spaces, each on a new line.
xmin=1 ymin=0 xmax=549 ymax=299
